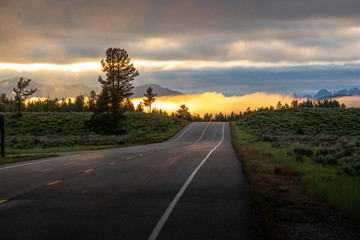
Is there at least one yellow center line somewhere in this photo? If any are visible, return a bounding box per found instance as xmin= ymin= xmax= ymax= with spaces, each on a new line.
xmin=196 ymin=121 xmax=212 ymax=142
xmin=84 ymin=169 xmax=94 ymax=173
xmin=126 ymin=157 xmax=132 ymax=160
xmin=109 ymin=162 xmax=116 ymax=165
xmin=138 ymin=154 xmax=144 ymax=157
xmin=0 ymin=200 xmax=8 ymax=204
xmin=47 ymin=180 xmax=62 ymax=186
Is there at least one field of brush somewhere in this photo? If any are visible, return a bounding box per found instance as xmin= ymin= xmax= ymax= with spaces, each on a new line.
xmin=2 ymin=111 xmax=187 ymax=154
xmin=232 ymin=107 xmax=360 ymax=222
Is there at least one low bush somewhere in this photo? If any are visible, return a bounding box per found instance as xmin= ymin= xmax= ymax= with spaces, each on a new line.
xmin=314 ymin=154 xmax=338 ymax=165
xmin=339 ymin=156 xmax=360 ymax=177
xmin=3 ymin=112 xmax=188 ymax=151
xmin=237 ymin=108 xmax=360 ymax=176
xmin=293 ymin=146 xmax=313 ymax=162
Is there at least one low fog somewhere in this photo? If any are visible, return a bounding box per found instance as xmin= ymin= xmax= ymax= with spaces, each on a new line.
xmin=132 ymin=92 xmax=305 ymax=115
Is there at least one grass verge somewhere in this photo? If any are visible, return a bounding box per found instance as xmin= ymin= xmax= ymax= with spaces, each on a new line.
xmin=1 ymin=111 xmax=188 ymax=163
xmin=0 ymin=154 xmax=57 ymax=165
xmin=230 ymin=122 xmax=360 ymax=239
xmin=2 ymin=111 xmax=188 ymax=155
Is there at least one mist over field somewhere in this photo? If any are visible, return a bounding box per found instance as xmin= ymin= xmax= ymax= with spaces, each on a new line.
xmin=335 ymin=96 xmax=360 ymax=108
xmin=132 ymin=92 xmax=305 ymax=115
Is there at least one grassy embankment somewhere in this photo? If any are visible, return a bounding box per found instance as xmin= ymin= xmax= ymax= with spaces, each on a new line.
xmin=231 ymin=108 xmax=360 ymax=231
xmin=0 ymin=111 xmax=188 ymax=164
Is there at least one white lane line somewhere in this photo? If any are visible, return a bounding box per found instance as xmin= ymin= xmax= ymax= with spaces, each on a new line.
xmin=0 ymin=155 xmax=81 ymax=171
xmin=148 ymin=122 xmax=225 ymax=240
xmin=169 ymin=123 xmax=194 ymax=143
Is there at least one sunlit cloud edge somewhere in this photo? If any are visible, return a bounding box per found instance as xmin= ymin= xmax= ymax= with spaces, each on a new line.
xmin=1 ymin=59 xmax=360 ymax=72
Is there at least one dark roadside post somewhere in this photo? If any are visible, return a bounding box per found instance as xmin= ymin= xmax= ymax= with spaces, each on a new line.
xmin=0 ymin=116 xmax=4 ymax=157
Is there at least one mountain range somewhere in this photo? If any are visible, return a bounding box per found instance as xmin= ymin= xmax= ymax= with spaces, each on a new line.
xmin=0 ymin=77 xmax=183 ymax=99
xmin=2 ymin=77 xmax=359 ymax=100
xmin=312 ymin=88 xmax=360 ymax=100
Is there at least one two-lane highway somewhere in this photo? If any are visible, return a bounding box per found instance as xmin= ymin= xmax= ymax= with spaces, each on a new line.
xmin=0 ymin=122 xmax=263 ymax=239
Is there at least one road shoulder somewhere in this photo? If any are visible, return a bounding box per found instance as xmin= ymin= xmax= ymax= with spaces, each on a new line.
xmin=230 ymin=123 xmax=360 ymax=240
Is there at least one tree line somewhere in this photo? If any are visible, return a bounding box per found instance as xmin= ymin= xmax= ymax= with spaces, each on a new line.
xmin=0 ymin=90 xmax=346 ymax=123
xmin=242 ymin=99 xmax=345 ymax=116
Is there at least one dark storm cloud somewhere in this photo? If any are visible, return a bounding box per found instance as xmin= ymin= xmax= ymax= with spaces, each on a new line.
xmin=1 ymin=0 xmax=360 ymax=63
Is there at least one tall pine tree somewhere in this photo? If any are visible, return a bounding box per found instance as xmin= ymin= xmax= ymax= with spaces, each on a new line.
xmin=13 ymin=77 xmax=37 ymax=116
xmin=88 ymin=48 xmax=139 ymax=134
xmin=143 ymin=86 xmax=157 ymax=112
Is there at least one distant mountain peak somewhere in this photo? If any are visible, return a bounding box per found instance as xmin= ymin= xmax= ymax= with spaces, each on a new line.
xmin=131 ymin=84 xmax=183 ymax=98
xmin=0 ymin=78 xmax=183 ymax=99
xmin=313 ymin=87 xmax=360 ymax=100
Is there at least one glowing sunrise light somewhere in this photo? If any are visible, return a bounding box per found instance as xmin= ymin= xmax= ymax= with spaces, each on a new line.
xmin=0 ymin=62 xmax=102 ymax=72
xmin=132 ymin=92 xmax=307 ymax=115
xmin=1 ymin=59 xmax=360 ymax=73
xmin=24 ymin=97 xmax=48 ymax=106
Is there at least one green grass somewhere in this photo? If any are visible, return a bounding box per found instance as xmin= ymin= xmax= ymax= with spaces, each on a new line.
xmin=232 ymin=108 xmax=360 ymax=223
xmin=0 ymin=155 xmax=57 ymax=165
xmin=1 ymin=111 xmax=188 ymax=155
xmin=4 ymin=145 xmax=123 ymax=154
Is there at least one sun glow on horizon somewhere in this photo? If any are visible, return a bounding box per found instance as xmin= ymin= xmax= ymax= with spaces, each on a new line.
xmin=0 ymin=62 xmax=103 ymax=72
xmin=132 ymin=92 xmax=308 ymax=115
xmin=19 ymin=92 xmax=358 ymax=115
xmin=2 ymin=59 xmax=360 ymax=73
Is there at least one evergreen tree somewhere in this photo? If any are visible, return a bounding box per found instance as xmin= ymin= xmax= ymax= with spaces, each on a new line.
xmin=0 ymin=93 xmax=8 ymax=104
xmin=75 ymin=95 xmax=85 ymax=112
xmin=88 ymin=48 xmax=139 ymax=134
xmin=143 ymin=86 xmax=157 ymax=112
xmin=88 ymin=90 xmax=97 ymax=111
xmin=123 ymin=98 xmax=135 ymax=111
xmin=291 ymin=100 xmax=298 ymax=108
xmin=135 ymin=101 xmax=144 ymax=112
xmin=13 ymin=77 xmax=37 ymax=116
xmin=176 ymin=104 xmax=191 ymax=120
xmin=203 ymin=113 xmax=211 ymax=122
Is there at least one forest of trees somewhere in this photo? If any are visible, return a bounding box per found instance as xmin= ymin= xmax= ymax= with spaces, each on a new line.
xmin=0 ymin=92 xmax=346 ymax=123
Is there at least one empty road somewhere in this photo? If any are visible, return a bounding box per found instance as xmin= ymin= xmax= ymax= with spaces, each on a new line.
xmin=0 ymin=122 xmax=263 ymax=240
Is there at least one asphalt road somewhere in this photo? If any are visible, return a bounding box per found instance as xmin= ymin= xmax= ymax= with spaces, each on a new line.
xmin=0 ymin=122 xmax=263 ymax=240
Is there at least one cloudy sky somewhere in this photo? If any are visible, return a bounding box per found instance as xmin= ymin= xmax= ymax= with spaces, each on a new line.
xmin=1 ymin=0 xmax=360 ymax=96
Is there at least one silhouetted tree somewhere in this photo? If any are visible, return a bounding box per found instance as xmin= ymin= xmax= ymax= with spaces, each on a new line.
xmin=214 ymin=112 xmax=226 ymax=122
xmin=135 ymin=101 xmax=144 ymax=112
xmin=75 ymin=95 xmax=85 ymax=112
xmin=299 ymin=100 xmax=313 ymax=108
xmin=203 ymin=113 xmax=211 ymax=122
xmin=123 ymin=98 xmax=135 ymax=111
xmin=330 ymin=100 xmax=340 ymax=108
xmin=13 ymin=77 xmax=37 ymax=116
xmin=0 ymin=93 xmax=8 ymax=104
xmin=143 ymin=86 xmax=157 ymax=112
xmin=192 ymin=113 xmax=202 ymax=122
xmin=88 ymin=90 xmax=97 ymax=111
xmin=291 ymin=100 xmax=298 ymax=108
xmin=176 ymin=104 xmax=191 ymax=120
xmin=88 ymin=48 xmax=139 ymax=134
